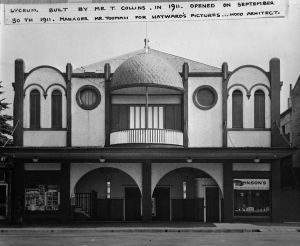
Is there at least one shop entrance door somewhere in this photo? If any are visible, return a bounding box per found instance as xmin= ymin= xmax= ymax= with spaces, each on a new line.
xmin=152 ymin=187 xmax=170 ymax=221
xmin=0 ymin=183 xmax=8 ymax=220
xmin=206 ymin=187 xmax=219 ymax=222
xmin=125 ymin=187 xmax=141 ymax=221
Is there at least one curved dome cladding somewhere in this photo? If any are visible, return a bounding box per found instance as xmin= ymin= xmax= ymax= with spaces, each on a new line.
xmin=111 ymin=52 xmax=184 ymax=91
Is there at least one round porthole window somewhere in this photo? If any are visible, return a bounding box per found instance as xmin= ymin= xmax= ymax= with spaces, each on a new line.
xmin=193 ymin=85 xmax=218 ymax=110
xmin=76 ymin=85 xmax=101 ymax=110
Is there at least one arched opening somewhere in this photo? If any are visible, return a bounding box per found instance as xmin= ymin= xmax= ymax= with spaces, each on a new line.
xmin=152 ymin=167 xmax=221 ymax=222
xmin=74 ymin=167 xmax=141 ymax=221
xmin=51 ymin=90 xmax=62 ymax=128
xmin=232 ymin=90 xmax=243 ymax=128
xmin=254 ymin=90 xmax=265 ymax=128
xmin=30 ymin=89 xmax=41 ymax=128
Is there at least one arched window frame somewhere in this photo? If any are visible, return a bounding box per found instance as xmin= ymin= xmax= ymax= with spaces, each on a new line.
xmin=51 ymin=89 xmax=62 ymax=129
xmin=30 ymin=89 xmax=41 ymax=129
xmin=254 ymin=89 xmax=265 ymax=128
xmin=232 ymin=90 xmax=243 ymax=128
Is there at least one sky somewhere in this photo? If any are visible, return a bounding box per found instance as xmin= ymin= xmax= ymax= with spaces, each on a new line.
xmin=1 ymin=0 xmax=300 ymax=116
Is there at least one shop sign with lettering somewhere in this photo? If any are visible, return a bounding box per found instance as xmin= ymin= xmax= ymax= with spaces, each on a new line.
xmin=233 ymin=179 xmax=270 ymax=190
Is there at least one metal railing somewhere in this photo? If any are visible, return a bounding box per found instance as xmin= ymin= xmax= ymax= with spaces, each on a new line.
xmin=110 ymin=128 xmax=183 ymax=145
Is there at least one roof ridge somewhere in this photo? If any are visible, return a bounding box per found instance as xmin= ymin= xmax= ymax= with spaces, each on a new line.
xmin=76 ymin=49 xmax=145 ymax=71
xmin=150 ymin=49 xmax=221 ymax=70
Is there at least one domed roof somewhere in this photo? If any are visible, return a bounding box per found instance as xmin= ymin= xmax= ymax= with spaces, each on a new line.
xmin=111 ymin=52 xmax=184 ymax=91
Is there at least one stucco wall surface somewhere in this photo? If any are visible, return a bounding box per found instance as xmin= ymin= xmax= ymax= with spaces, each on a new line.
xmin=71 ymin=78 xmax=105 ymax=146
xmin=188 ymin=77 xmax=222 ymax=147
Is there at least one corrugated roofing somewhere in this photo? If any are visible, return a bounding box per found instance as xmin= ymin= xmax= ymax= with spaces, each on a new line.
xmin=111 ymin=52 xmax=183 ymax=91
xmin=74 ymin=48 xmax=221 ymax=73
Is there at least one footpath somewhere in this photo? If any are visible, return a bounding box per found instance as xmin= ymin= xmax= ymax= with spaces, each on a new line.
xmin=1 ymin=222 xmax=300 ymax=233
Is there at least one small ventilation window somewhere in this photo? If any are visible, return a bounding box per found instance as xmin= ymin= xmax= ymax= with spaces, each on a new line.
xmin=193 ymin=85 xmax=218 ymax=110
xmin=76 ymin=85 xmax=101 ymax=110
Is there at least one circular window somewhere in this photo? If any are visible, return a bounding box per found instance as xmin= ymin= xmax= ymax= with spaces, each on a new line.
xmin=193 ymin=85 xmax=218 ymax=110
xmin=76 ymin=85 xmax=101 ymax=110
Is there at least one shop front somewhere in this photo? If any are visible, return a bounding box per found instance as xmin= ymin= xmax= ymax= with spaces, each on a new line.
xmin=232 ymin=163 xmax=271 ymax=221
xmin=0 ymin=157 xmax=13 ymax=222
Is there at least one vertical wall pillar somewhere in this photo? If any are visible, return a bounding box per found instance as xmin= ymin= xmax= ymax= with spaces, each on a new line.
xmin=222 ymin=62 xmax=228 ymax=147
xmin=271 ymin=159 xmax=282 ymax=222
xmin=60 ymin=162 xmax=70 ymax=223
xmin=66 ymin=63 xmax=72 ymax=147
xmin=182 ymin=63 xmax=189 ymax=148
xmin=104 ymin=63 xmax=111 ymax=147
xmin=13 ymin=59 xmax=25 ymax=146
xmin=223 ymin=161 xmax=233 ymax=222
xmin=142 ymin=161 xmax=152 ymax=222
xmin=12 ymin=159 xmax=24 ymax=223
xmin=270 ymin=58 xmax=287 ymax=147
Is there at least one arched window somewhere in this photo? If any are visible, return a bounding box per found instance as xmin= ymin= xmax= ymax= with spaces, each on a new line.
xmin=30 ymin=89 xmax=40 ymax=128
xmin=254 ymin=90 xmax=265 ymax=128
xmin=232 ymin=90 xmax=243 ymax=128
xmin=51 ymin=90 xmax=62 ymax=128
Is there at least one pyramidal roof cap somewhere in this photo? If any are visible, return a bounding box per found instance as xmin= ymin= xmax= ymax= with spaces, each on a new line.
xmin=74 ymin=48 xmax=221 ymax=73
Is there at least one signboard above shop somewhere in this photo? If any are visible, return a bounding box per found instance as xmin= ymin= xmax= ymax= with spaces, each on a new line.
xmin=233 ymin=179 xmax=270 ymax=190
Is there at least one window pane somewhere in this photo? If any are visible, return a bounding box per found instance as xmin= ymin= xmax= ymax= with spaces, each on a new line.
xmin=51 ymin=90 xmax=62 ymax=128
xmin=232 ymin=90 xmax=243 ymax=128
xmin=80 ymin=89 xmax=97 ymax=106
xmin=130 ymin=106 xmax=135 ymax=129
xmin=254 ymin=90 xmax=265 ymax=128
xmin=30 ymin=90 xmax=40 ymax=128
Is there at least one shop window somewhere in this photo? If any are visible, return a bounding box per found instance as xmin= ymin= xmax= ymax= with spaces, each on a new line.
xmin=25 ymin=185 xmax=60 ymax=211
xmin=51 ymin=90 xmax=62 ymax=128
xmin=30 ymin=89 xmax=40 ymax=128
xmin=232 ymin=90 xmax=243 ymax=128
xmin=254 ymin=90 xmax=265 ymax=128
xmin=233 ymin=179 xmax=270 ymax=216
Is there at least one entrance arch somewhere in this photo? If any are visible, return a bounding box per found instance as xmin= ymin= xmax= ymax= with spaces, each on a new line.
xmin=152 ymin=165 xmax=222 ymax=222
xmin=73 ymin=167 xmax=141 ymax=221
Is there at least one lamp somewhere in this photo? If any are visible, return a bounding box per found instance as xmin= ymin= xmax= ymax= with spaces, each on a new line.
xmin=186 ymin=157 xmax=193 ymax=163
xmin=99 ymin=157 xmax=106 ymax=163
xmin=32 ymin=156 xmax=39 ymax=163
xmin=253 ymin=157 xmax=260 ymax=163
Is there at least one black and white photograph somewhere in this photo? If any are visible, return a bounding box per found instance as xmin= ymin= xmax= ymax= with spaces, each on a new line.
xmin=0 ymin=0 xmax=300 ymax=245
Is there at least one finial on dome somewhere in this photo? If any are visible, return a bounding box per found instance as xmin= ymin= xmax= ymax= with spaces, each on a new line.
xmin=144 ymin=38 xmax=150 ymax=54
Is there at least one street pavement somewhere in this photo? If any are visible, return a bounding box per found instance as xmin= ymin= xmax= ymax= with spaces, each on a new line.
xmin=0 ymin=222 xmax=300 ymax=245
xmin=0 ymin=231 xmax=300 ymax=246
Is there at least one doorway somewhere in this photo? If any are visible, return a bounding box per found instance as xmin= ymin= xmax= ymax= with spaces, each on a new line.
xmin=206 ymin=187 xmax=220 ymax=222
xmin=152 ymin=187 xmax=170 ymax=221
xmin=125 ymin=187 xmax=141 ymax=221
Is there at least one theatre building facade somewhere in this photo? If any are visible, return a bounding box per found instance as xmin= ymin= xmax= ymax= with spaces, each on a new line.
xmin=1 ymin=45 xmax=293 ymax=223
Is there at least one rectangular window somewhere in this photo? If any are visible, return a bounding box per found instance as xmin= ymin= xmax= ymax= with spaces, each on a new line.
xmin=233 ymin=179 xmax=270 ymax=216
xmin=111 ymin=104 xmax=182 ymax=131
xmin=183 ymin=181 xmax=187 ymax=199
xmin=111 ymin=105 xmax=129 ymax=131
xmin=129 ymin=106 xmax=164 ymax=129
xmin=106 ymin=181 xmax=111 ymax=199
xmin=165 ymin=105 xmax=182 ymax=130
